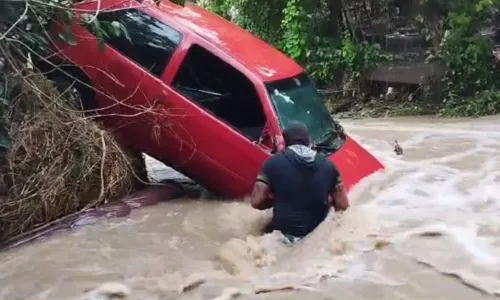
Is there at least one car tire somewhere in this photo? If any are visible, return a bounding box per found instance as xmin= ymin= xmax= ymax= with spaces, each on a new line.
xmin=129 ymin=150 xmax=150 ymax=190
xmin=48 ymin=70 xmax=96 ymax=113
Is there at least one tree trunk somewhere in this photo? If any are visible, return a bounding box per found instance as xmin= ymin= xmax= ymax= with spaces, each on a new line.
xmin=325 ymin=0 xmax=343 ymax=40
xmin=420 ymin=0 xmax=446 ymax=47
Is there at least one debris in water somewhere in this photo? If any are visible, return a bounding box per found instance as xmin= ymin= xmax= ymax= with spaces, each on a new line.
xmin=180 ymin=275 xmax=206 ymax=293
xmin=80 ymin=282 xmax=130 ymax=300
xmin=394 ymin=140 xmax=403 ymax=155
xmin=374 ymin=240 xmax=392 ymax=250
xmin=255 ymin=286 xmax=295 ymax=294
xmin=418 ymin=231 xmax=443 ymax=237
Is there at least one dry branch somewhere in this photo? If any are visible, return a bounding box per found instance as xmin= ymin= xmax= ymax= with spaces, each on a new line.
xmin=0 ymin=73 xmax=135 ymax=242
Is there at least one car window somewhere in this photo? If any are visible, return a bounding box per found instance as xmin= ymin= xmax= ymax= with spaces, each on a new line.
xmin=90 ymin=8 xmax=183 ymax=77
xmin=172 ymin=44 xmax=266 ymax=142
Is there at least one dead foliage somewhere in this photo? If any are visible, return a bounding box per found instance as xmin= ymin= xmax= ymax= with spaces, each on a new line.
xmin=0 ymin=73 xmax=136 ymax=243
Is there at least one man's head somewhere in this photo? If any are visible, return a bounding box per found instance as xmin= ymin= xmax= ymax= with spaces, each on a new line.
xmin=283 ymin=121 xmax=311 ymax=147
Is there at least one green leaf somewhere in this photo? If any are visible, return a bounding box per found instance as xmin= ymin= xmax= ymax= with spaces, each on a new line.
xmin=58 ymin=31 xmax=77 ymax=46
xmin=119 ymin=23 xmax=132 ymax=43
xmin=57 ymin=9 xmax=74 ymax=26
xmin=63 ymin=10 xmax=74 ymax=23
xmin=110 ymin=21 xmax=121 ymax=37
xmin=87 ymin=19 xmax=108 ymax=51
xmin=97 ymin=37 xmax=105 ymax=52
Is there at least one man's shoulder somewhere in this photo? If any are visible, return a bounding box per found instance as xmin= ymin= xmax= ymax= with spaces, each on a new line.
xmin=314 ymin=153 xmax=339 ymax=172
xmin=263 ymin=152 xmax=285 ymax=167
xmin=262 ymin=151 xmax=293 ymax=172
xmin=313 ymin=152 xmax=333 ymax=165
xmin=269 ymin=149 xmax=293 ymax=160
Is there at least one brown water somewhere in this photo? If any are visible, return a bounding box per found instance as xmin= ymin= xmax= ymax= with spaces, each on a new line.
xmin=2 ymin=116 xmax=500 ymax=300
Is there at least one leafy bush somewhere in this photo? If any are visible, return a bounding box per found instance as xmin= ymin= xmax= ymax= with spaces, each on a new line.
xmin=200 ymin=0 xmax=384 ymax=86
xmin=427 ymin=0 xmax=500 ymax=116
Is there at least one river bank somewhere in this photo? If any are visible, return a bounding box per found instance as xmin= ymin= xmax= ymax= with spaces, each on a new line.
xmin=327 ymin=91 xmax=500 ymax=119
xmin=331 ymin=98 xmax=441 ymax=119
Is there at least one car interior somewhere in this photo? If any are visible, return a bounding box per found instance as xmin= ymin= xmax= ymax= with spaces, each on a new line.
xmin=172 ymin=44 xmax=267 ymax=142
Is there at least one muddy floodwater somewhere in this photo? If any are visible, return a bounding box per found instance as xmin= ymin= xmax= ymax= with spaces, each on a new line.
xmin=2 ymin=116 xmax=500 ymax=300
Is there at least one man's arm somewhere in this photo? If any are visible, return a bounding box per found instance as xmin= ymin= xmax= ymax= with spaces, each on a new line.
xmin=329 ymin=166 xmax=349 ymax=211
xmin=331 ymin=183 xmax=349 ymax=211
xmin=249 ymin=175 xmax=273 ymax=210
xmin=246 ymin=159 xmax=274 ymax=210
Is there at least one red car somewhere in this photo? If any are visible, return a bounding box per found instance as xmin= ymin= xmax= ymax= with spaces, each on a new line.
xmin=40 ymin=0 xmax=384 ymax=198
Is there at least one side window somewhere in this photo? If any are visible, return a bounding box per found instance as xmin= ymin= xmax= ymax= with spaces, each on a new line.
xmin=172 ymin=44 xmax=266 ymax=142
xmin=92 ymin=9 xmax=182 ymax=77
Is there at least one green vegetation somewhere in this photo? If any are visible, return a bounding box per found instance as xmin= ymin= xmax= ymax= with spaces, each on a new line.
xmin=200 ymin=0 xmax=385 ymax=87
xmin=201 ymin=0 xmax=500 ymax=117
xmin=428 ymin=0 xmax=500 ymax=116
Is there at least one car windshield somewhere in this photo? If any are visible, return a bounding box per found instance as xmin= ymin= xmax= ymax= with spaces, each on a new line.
xmin=266 ymin=73 xmax=335 ymax=144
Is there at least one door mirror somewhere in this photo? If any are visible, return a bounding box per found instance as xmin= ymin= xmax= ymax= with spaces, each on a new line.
xmin=257 ymin=121 xmax=279 ymax=154
xmin=270 ymin=136 xmax=279 ymax=154
xmin=259 ymin=131 xmax=278 ymax=154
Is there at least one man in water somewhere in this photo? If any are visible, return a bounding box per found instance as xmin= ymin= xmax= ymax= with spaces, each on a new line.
xmin=247 ymin=121 xmax=349 ymax=243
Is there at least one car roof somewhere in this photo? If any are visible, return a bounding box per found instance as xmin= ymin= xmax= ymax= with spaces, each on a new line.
xmin=156 ymin=2 xmax=304 ymax=82
xmin=133 ymin=1 xmax=304 ymax=82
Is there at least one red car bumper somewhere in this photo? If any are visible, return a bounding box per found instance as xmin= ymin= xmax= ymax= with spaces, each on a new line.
xmin=329 ymin=135 xmax=384 ymax=192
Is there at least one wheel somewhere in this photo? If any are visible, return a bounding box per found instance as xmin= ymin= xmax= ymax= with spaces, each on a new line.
xmin=49 ymin=70 xmax=96 ymax=113
xmin=129 ymin=151 xmax=149 ymax=190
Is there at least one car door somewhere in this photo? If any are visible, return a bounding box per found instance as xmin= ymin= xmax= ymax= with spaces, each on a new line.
xmin=157 ymin=38 xmax=275 ymax=197
xmin=78 ymin=6 xmax=195 ymax=166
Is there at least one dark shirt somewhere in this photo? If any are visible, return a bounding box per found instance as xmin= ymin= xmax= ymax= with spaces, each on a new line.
xmin=259 ymin=148 xmax=342 ymax=238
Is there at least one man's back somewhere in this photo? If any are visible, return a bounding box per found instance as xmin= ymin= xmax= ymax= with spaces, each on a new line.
xmin=262 ymin=146 xmax=338 ymax=237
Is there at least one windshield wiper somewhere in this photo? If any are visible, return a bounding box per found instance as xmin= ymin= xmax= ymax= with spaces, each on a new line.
xmin=315 ymin=130 xmax=334 ymax=146
xmin=313 ymin=144 xmax=338 ymax=151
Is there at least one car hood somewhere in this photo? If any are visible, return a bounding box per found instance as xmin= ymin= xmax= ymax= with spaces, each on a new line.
xmin=328 ymin=135 xmax=384 ymax=192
